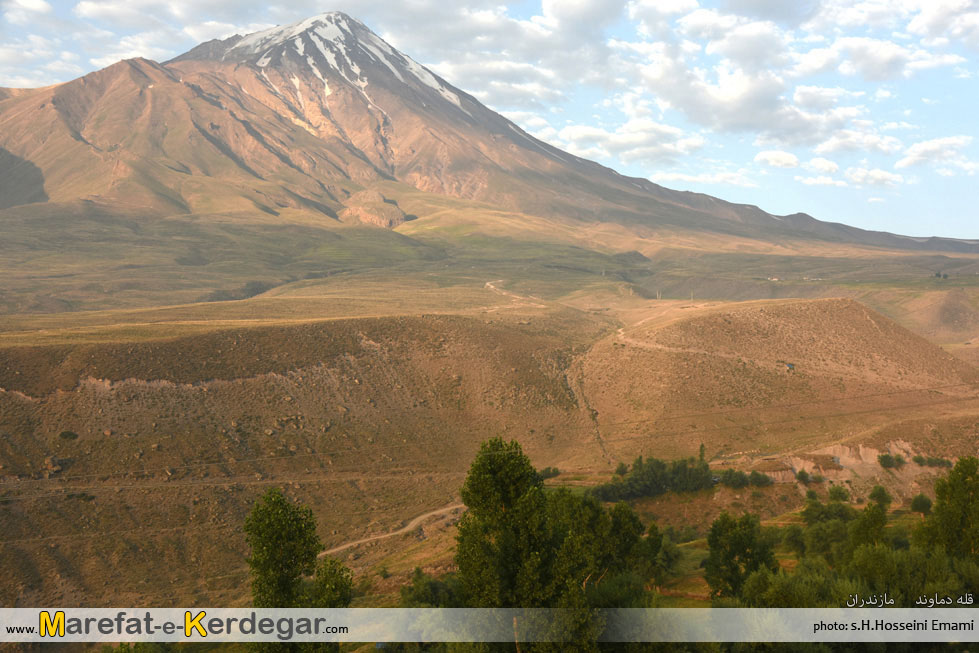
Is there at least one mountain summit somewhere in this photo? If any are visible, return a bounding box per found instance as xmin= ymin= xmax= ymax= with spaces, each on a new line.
xmin=0 ymin=11 xmax=975 ymax=252
xmin=174 ymin=12 xmax=475 ymax=120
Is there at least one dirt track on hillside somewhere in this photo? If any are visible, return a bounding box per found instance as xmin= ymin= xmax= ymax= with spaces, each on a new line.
xmin=321 ymin=503 xmax=465 ymax=555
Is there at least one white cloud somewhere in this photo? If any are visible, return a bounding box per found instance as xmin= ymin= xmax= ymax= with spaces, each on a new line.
xmin=88 ymin=29 xmax=181 ymax=67
xmin=896 ymin=135 xmax=976 ymax=173
xmin=802 ymin=0 xmax=911 ymax=31
xmin=722 ymin=0 xmax=820 ymax=25
xmin=703 ymin=19 xmax=789 ymax=71
xmin=649 ymin=169 xmax=758 ymax=187
xmin=627 ymin=0 xmax=699 ymax=37
xmin=2 ymin=0 xmax=52 ymax=24
xmin=868 ymin=196 xmax=885 ymax=202
xmin=907 ymin=0 xmax=979 ymax=50
xmin=556 ymin=118 xmax=705 ymax=164
xmin=788 ymin=46 xmax=839 ymax=77
xmin=792 ymin=85 xmax=861 ymax=110
xmin=807 ymin=157 xmax=839 ymax=173
xmin=754 ymin=149 xmax=799 ymax=167
xmin=845 ymin=167 xmax=905 ymax=186
xmin=815 ymin=130 xmax=903 ymax=154
xmin=794 ymin=175 xmax=847 ymax=186
xmin=834 ymin=36 xmax=964 ymax=80
xmin=183 ymin=20 xmax=271 ymax=42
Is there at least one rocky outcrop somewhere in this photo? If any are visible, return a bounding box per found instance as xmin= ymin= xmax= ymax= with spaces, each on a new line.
xmin=338 ymin=189 xmax=407 ymax=228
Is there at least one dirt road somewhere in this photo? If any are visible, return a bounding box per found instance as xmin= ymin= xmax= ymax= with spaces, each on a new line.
xmin=320 ymin=503 xmax=465 ymax=556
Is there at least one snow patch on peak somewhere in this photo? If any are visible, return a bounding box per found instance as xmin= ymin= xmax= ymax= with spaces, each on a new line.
xmin=229 ymin=12 xmax=358 ymax=59
xmin=222 ymin=11 xmax=472 ymax=117
xmin=305 ymin=55 xmax=331 ymax=98
xmin=361 ymin=40 xmax=404 ymax=82
xmin=402 ymin=55 xmax=466 ymax=113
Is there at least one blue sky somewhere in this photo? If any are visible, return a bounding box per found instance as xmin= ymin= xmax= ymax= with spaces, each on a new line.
xmin=2 ymin=0 xmax=978 ymax=238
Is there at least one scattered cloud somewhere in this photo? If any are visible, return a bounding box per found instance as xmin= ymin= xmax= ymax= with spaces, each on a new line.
xmin=896 ymin=135 xmax=976 ymax=173
xmin=845 ymin=167 xmax=905 ymax=186
xmin=556 ymin=118 xmax=705 ymax=165
xmin=806 ymin=157 xmax=839 ymax=173
xmin=754 ymin=150 xmax=799 ymax=167
xmin=794 ymin=175 xmax=847 ymax=187
xmin=815 ymin=130 xmax=903 ymax=154
xmin=649 ymin=169 xmax=759 ymax=187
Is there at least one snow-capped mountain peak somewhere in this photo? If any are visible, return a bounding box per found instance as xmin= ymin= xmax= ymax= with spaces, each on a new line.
xmin=172 ymin=11 xmax=468 ymax=114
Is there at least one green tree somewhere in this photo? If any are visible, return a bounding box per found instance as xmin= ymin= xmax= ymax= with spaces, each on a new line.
xmin=919 ymin=456 xmax=979 ymax=558
xmin=303 ymin=557 xmax=352 ymax=609
xmin=828 ymin=486 xmax=850 ymax=502
xmin=911 ymin=494 xmax=932 ymax=517
xmin=455 ymin=439 xmax=663 ymax=649
xmin=868 ymin=485 xmax=892 ymax=507
xmin=244 ymin=488 xmax=352 ymax=653
xmin=400 ymin=568 xmax=463 ymax=608
xmin=456 ymin=438 xmax=548 ymax=608
xmin=742 ymin=557 xmax=859 ymax=608
xmin=846 ymin=545 xmax=963 ymax=607
xmin=796 ymin=470 xmax=810 ymax=485
xmin=849 ymin=502 xmax=888 ymax=549
xmin=244 ymin=487 xmax=323 ymax=609
xmin=705 ymin=512 xmax=777 ymax=598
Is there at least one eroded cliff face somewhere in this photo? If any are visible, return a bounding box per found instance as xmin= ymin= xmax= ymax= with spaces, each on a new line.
xmin=339 ymin=190 xmax=407 ymax=227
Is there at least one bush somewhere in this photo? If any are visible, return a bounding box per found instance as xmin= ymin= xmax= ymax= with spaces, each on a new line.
xmin=828 ymin=485 xmax=850 ymax=502
xmin=539 ymin=466 xmax=560 ymax=480
xmin=749 ymin=471 xmax=773 ymax=487
xmin=58 ymin=431 xmax=79 ymax=440
xmin=806 ymin=489 xmax=819 ymax=501
xmin=719 ymin=468 xmax=749 ymax=489
xmin=878 ymin=453 xmax=905 ymax=469
xmin=811 ymin=474 xmax=825 ymax=484
xmin=913 ymin=455 xmax=953 ymax=468
xmin=615 ymin=462 xmax=629 ymax=476
xmin=869 ymin=485 xmax=892 ymax=507
xmin=589 ymin=455 xmax=712 ymax=501
xmin=911 ymin=493 xmax=932 ymax=516
xmin=796 ymin=470 xmax=810 ymax=485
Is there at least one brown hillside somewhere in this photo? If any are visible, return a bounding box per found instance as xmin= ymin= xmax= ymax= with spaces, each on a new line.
xmin=0 ymin=309 xmax=611 ymax=606
xmin=580 ymin=298 xmax=979 ymax=462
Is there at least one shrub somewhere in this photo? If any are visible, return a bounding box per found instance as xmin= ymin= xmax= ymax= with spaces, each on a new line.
xmin=828 ymin=485 xmax=850 ymax=502
xmin=796 ymin=470 xmax=810 ymax=485
xmin=878 ymin=453 xmax=905 ymax=469
xmin=869 ymin=485 xmax=892 ymax=507
xmin=58 ymin=431 xmax=79 ymax=440
xmin=615 ymin=462 xmax=629 ymax=476
xmin=910 ymin=493 xmax=932 ymax=516
xmin=811 ymin=473 xmax=825 ymax=484
xmin=719 ymin=468 xmax=749 ymax=489
xmin=749 ymin=471 xmax=773 ymax=487
xmin=914 ymin=456 xmax=953 ymax=468
xmin=539 ymin=466 xmax=560 ymax=480
xmin=589 ymin=455 xmax=712 ymax=501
